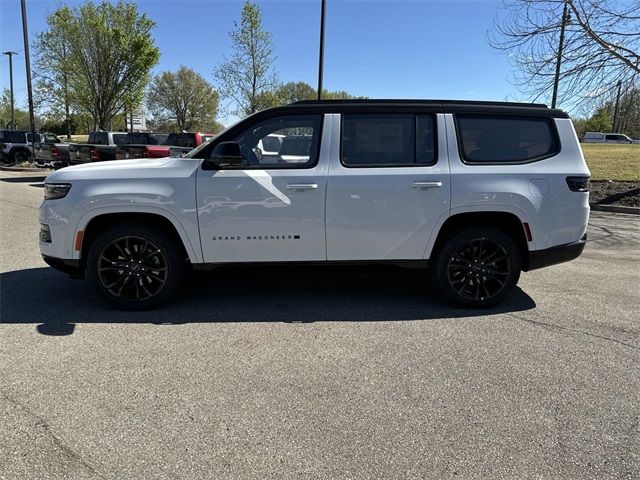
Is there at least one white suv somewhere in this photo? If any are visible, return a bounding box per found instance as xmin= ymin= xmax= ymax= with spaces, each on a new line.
xmin=40 ymin=100 xmax=590 ymax=309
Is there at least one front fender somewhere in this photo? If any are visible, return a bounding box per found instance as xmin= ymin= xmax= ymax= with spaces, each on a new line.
xmin=73 ymin=204 xmax=202 ymax=263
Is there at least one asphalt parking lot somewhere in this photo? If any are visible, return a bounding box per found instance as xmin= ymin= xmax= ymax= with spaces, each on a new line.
xmin=0 ymin=169 xmax=638 ymax=479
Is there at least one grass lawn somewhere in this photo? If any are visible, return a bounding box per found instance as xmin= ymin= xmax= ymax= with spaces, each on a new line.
xmin=581 ymin=144 xmax=640 ymax=181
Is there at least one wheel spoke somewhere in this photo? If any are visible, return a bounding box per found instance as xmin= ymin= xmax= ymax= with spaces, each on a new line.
xmin=98 ymin=235 xmax=168 ymax=301
xmin=447 ymin=236 xmax=512 ymax=302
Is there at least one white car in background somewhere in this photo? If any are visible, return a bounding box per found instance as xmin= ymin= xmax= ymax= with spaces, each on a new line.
xmin=583 ymin=132 xmax=635 ymax=144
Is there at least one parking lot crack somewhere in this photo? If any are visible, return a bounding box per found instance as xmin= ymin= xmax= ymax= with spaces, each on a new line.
xmin=507 ymin=313 xmax=640 ymax=351
xmin=0 ymin=391 xmax=106 ymax=479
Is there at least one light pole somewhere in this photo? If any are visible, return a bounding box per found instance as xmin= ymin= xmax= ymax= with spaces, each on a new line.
xmin=2 ymin=51 xmax=18 ymax=129
xmin=317 ymin=0 xmax=326 ymax=100
xmin=551 ymin=1 xmax=569 ymax=109
xmin=21 ymin=0 xmax=37 ymax=160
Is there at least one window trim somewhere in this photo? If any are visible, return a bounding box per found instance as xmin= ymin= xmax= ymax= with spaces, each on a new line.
xmin=339 ymin=113 xmax=438 ymax=169
xmin=454 ymin=113 xmax=561 ymax=166
xmin=203 ymin=113 xmax=324 ymax=171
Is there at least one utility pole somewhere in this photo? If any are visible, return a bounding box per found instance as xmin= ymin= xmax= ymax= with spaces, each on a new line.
xmin=612 ymin=80 xmax=622 ymax=133
xmin=551 ymin=1 xmax=569 ymax=109
xmin=21 ymin=0 xmax=37 ymax=161
xmin=2 ymin=51 xmax=18 ymax=130
xmin=317 ymin=0 xmax=326 ymax=100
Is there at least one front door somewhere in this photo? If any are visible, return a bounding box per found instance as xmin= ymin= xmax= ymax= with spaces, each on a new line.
xmin=197 ymin=113 xmax=331 ymax=263
xmin=326 ymin=113 xmax=450 ymax=260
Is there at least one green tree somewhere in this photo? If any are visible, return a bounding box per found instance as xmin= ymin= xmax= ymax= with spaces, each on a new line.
xmin=34 ymin=1 xmax=159 ymax=130
xmin=585 ymin=107 xmax=612 ymax=133
xmin=33 ymin=7 xmax=75 ymax=138
xmin=276 ymin=81 xmax=366 ymax=104
xmin=277 ymin=82 xmax=316 ymax=104
xmin=147 ymin=66 xmax=219 ymax=131
xmin=214 ymin=1 xmax=279 ymax=116
xmin=0 ymin=90 xmax=36 ymax=130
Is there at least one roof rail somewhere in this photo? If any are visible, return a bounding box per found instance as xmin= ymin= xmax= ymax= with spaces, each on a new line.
xmin=291 ymin=99 xmax=549 ymax=108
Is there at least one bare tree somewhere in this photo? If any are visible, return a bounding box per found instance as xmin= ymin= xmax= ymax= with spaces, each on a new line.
xmin=489 ymin=0 xmax=639 ymax=110
xmin=214 ymin=1 xmax=279 ymax=117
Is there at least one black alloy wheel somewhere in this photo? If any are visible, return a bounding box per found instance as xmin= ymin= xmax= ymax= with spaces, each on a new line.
xmin=97 ymin=235 xmax=168 ymax=302
xmin=447 ymin=237 xmax=511 ymax=302
xmin=433 ymin=227 xmax=521 ymax=308
xmin=86 ymin=223 xmax=185 ymax=310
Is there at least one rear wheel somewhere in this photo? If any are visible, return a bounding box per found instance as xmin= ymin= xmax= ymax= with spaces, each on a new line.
xmin=86 ymin=223 xmax=185 ymax=310
xmin=432 ymin=227 xmax=521 ymax=308
xmin=12 ymin=150 xmax=28 ymax=163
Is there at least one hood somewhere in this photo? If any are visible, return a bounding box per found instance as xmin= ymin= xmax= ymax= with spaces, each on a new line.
xmin=45 ymin=157 xmax=200 ymax=183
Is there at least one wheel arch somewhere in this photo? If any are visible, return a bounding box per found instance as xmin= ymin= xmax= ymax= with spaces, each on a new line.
xmin=78 ymin=211 xmax=199 ymax=267
xmin=428 ymin=211 xmax=532 ymax=271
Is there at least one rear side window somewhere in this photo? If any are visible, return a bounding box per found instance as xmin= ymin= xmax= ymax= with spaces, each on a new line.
xmin=89 ymin=132 xmax=108 ymax=145
xmin=4 ymin=131 xmax=26 ymax=143
xmin=456 ymin=115 xmax=559 ymax=164
xmin=112 ymin=134 xmax=128 ymax=145
xmin=341 ymin=114 xmax=436 ymax=167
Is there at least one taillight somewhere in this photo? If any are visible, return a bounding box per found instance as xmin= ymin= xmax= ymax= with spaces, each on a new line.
xmin=566 ymin=176 xmax=590 ymax=192
xmin=51 ymin=147 xmax=59 ymax=158
xmin=90 ymin=148 xmax=101 ymax=162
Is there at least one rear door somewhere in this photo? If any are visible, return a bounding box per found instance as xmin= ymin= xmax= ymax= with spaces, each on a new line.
xmin=326 ymin=112 xmax=450 ymax=260
xmin=197 ymin=113 xmax=332 ymax=263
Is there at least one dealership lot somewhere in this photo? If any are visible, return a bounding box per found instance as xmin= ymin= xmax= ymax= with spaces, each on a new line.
xmin=0 ymin=170 xmax=638 ymax=479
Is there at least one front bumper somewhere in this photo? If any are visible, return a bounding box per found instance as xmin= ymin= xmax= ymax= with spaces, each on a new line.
xmin=525 ymin=234 xmax=587 ymax=271
xmin=42 ymin=255 xmax=83 ymax=278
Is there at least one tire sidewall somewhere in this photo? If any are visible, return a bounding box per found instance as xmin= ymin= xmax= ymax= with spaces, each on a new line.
xmin=13 ymin=150 xmax=28 ymax=163
xmin=434 ymin=227 xmax=521 ymax=308
xmin=86 ymin=223 xmax=184 ymax=310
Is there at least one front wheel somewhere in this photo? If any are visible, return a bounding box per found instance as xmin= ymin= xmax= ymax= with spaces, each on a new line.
xmin=432 ymin=228 xmax=521 ymax=308
xmin=86 ymin=223 xmax=185 ymax=310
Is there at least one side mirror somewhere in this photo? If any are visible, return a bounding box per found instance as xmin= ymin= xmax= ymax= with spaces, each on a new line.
xmin=209 ymin=141 xmax=244 ymax=167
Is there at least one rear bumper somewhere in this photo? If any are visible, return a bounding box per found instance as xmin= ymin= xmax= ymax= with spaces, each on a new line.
xmin=42 ymin=255 xmax=83 ymax=278
xmin=525 ymin=234 xmax=587 ymax=271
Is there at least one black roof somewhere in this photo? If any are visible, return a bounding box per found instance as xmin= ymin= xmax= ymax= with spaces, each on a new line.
xmin=275 ymin=99 xmax=568 ymax=118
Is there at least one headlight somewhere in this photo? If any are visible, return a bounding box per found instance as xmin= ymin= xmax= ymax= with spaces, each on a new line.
xmin=44 ymin=183 xmax=72 ymax=200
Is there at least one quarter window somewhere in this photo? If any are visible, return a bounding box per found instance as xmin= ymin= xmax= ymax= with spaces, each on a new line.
xmin=456 ymin=115 xmax=559 ymax=163
xmin=341 ymin=114 xmax=436 ymax=167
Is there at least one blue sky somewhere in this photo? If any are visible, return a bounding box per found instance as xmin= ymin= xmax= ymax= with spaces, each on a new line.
xmin=0 ymin=0 xmax=521 ymax=124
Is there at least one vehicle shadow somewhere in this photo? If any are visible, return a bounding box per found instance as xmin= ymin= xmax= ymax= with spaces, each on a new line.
xmin=0 ymin=265 xmax=536 ymax=336
xmin=0 ymin=175 xmax=47 ymax=183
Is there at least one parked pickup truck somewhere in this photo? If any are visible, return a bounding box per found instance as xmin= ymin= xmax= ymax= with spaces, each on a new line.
xmin=68 ymin=131 xmax=128 ymax=165
xmin=166 ymin=132 xmax=215 ymax=157
xmin=115 ymin=132 xmax=170 ymax=160
xmin=35 ymin=133 xmax=71 ymax=169
xmin=40 ymin=99 xmax=590 ymax=310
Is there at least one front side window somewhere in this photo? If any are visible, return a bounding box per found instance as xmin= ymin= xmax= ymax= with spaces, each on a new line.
xmin=341 ymin=114 xmax=436 ymax=167
xmin=456 ymin=115 xmax=559 ymax=163
xmin=233 ymin=114 xmax=322 ymax=168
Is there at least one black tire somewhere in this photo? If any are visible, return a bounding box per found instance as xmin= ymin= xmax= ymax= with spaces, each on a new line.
xmin=432 ymin=227 xmax=521 ymax=308
xmin=12 ymin=149 xmax=28 ymax=163
xmin=86 ymin=223 xmax=185 ymax=310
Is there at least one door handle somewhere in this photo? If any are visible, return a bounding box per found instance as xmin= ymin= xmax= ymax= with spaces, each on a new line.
xmin=411 ymin=181 xmax=442 ymax=189
xmin=287 ymin=183 xmax=318 ymax=191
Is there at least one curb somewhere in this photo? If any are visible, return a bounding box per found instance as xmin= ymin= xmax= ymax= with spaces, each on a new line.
xmin=590 ymin=204 xmax=640 ymax=215
xmin=0 ymin=165 xmax=50 ymax=172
